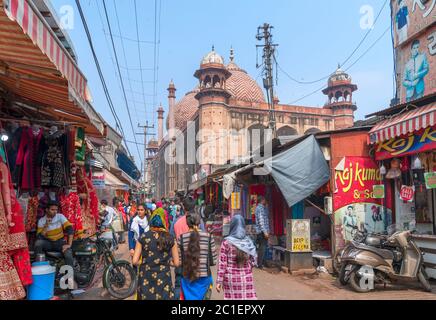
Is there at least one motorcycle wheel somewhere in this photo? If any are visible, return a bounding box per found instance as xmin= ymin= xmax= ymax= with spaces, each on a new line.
xmin=349 ymin=268 xmax=373 ymax=293
xmin=332 ymin=251 xmax=342 ymax=275
xmin=339 ymin=264 xmax=351 ymax=286
xmin=103 ymin=260 xmax=137 ymax=300
xmin=418 ymin=267 xmax=432 ymax=293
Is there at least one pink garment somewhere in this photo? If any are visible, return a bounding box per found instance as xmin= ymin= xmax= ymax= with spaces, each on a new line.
xmin=216 ymin=240 xmax=257 ymax=300
xmin=174 ymin=215 xmax=189 ymax=240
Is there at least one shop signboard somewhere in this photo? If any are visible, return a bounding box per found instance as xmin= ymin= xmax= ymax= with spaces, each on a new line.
xmin=375 ymin=127 xmax=436 ymax=160
xmin=290 ymin=219 xmax=311 ymax=253
xmin=424 ymin=172 xmax=436 ymax=189
xmin=334 ymin=157 xmax=393 ymax=251
xmin=92 ymin=174 xmax=105 ymax=190
xmin=373 ymin=185 xmax=385 ymax=199
xmin=400 ymin=185 xmax=415 ymax=202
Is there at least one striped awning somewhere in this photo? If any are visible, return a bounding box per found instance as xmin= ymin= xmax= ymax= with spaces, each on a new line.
xmin=0 ymin=0 xmax=104 ymax=136
xmin=369 ymin=104 xmax=435 ymax=144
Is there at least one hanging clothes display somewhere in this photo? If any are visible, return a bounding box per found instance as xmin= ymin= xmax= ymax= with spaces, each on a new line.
xmin=5 ymin=125 xmax=23 ymax=184
xmin=271 ymin=185 xmax=285 ymax=236
xmin=41 ymin=130 xmax=67 ymax=188
xmin=0 ymin=160 xmax=29 ymax=300
xmin=60 ymin=192 xmax=83 ymax=238
xmin=24 ymin=196 xmax=39 ymax=233
xmin=15 ymin=127 xmax=44 ymax=191
xmin=76 ymin=167 xmax=98 ymax=236
xmin=75 ymin=127 xmax=86 ymax=164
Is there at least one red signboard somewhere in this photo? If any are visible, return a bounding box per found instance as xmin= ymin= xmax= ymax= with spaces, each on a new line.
xmin=334 ymin=157 xmax=386 ymax=211
xmin=400 ymin=185 xmax=415 ymax=202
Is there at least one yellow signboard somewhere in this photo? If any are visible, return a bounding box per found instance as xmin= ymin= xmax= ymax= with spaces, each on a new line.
xmin=290 ymin=220 xmax=311 ymax=253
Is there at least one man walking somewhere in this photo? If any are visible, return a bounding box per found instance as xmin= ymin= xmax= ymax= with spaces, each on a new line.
xmin=255 ymin=196 xmax=270 ymax=269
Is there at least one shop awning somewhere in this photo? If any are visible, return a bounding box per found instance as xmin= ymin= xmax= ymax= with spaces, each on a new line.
xmin=104 ymin=170 xmax=128 ymax=189
xmin=263 ymin=135 xmax=330 ymax=208
xmin=0 ymin=0 xmax=104 ymax=137
xmin=369 ymin=104 xmax=435 ymax=144
xmin=188 ymin=177 xmax=207 ymax=191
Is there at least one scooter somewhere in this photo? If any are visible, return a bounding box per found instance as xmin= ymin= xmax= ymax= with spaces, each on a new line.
xmin=340 ymin=225 xmax=432 ymax=293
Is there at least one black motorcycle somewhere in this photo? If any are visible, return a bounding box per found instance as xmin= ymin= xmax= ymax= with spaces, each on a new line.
xmin=33 ymin=232 xmax=137 ymax=300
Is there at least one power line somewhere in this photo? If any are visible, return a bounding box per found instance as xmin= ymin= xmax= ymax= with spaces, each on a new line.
xmin=102 ymin=0 xmax=143 ymax=166
xmin=74 ymin=0 xmax=132 ymax=157
xmin=278 ymin=0 xmax=388 ymax=85
xmin=288 ymin=25 xmax=391 ymax=105
xmin=103 ymin=32 xmax=154 ymax=44
xmin=134 ymin=0 xmax=148 ymax=119
xmin=112 ymin=0 xmax=140 ymax=120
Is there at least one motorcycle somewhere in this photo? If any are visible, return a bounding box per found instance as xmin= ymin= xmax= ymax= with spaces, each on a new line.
xmin=339 ymin=224 xmax=432 ymax=293
xmin=31 ymin=232 xmax=137 ymax=300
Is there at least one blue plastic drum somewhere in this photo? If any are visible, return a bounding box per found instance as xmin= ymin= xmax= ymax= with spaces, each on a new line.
xmin=27 ymin=262 xmax=56 ymax=300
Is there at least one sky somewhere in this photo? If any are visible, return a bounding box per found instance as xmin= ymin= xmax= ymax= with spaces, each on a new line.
xmin=50 ymin=0 xmax=395 ymax=168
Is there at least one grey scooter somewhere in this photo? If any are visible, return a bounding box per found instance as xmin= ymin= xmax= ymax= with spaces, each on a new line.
xmin=340 ymin=227 xmax=432 ymax=293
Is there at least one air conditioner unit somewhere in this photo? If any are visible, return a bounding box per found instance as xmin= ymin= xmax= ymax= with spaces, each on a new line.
xmin=324 ymin=196 xmax=333 ymax=215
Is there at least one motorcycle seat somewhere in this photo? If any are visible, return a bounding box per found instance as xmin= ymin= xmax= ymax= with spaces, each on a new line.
xmin=354 ymin=243 xmax=394 ymax=260
xmin=46 ymin=251 xmax=64 ymax=259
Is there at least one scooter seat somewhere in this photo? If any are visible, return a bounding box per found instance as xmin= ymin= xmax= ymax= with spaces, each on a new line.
xmin=46 ymin=252 xmax=64 ymax=259
xmin=355 ymin=243 xmax=394 ymax=260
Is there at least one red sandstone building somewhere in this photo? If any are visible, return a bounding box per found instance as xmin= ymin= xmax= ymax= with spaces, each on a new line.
xmin=148 ymin=48 xmax=359 ymax=198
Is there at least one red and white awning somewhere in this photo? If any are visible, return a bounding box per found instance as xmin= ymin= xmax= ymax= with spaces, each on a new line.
xmin=3 ymin=0 xmax=86 ymax=101
xmin=369 ymin=104 xmax=436 ymax=144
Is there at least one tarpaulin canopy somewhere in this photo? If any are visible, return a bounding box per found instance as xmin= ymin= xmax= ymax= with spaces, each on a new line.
xmin=263 ymin=135 xmax=330 ymax=208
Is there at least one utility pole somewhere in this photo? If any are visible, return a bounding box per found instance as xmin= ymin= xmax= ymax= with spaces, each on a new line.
xmin=137 ymin=122 xmax=155 ymax=190
xmin=256 ymin=23 xmax=279 ymax=137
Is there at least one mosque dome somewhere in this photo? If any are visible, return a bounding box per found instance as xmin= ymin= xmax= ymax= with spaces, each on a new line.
xmin=201 ymin=47 xmax=224 ymax=66
xmin=328 ymin=66 xmax=352 ymax=86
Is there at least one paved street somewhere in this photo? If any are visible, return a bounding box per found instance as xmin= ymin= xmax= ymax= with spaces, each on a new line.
xmin=76 ymin=240 xmax=436 ymax=301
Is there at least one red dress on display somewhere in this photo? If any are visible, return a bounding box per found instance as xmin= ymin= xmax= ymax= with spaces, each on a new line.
xmin=60 ymin=192 xmax=83 ymax=238
xmin=0 ymin=162 xmax=27 ymax=300
xmin=15 ymin=127 xmax=44 ymax=191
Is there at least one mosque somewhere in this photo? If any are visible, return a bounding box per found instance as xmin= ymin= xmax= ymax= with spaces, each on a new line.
xmin=146 ymin=48 xmax=358 ymax=198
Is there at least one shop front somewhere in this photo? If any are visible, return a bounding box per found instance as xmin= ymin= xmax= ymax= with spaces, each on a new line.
xmin=369 ymin=105 xmax=436 ymax=278
xmin=0 ymin=0 xmax=104 ymax=300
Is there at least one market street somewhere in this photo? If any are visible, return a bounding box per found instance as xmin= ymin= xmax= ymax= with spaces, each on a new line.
xmin=76 ymin=241 xmax=436 ymax=301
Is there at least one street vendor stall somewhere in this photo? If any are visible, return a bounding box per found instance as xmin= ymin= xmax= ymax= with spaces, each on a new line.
xmin=369 ymin=103 xmax=436 ymax=278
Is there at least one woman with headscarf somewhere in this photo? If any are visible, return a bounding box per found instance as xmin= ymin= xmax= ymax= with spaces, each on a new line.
xmin=153 ymin=201 xmax=169 ymax=231
xmin=128 ymin=204 xmax=150 ymax=258
xmin=179 ymin=213 xmax=217 ymax=300
xmin=132 ymin=209 xmax=179 ymax=300
xmin=216 ymin=214 xmax=258 ymax=300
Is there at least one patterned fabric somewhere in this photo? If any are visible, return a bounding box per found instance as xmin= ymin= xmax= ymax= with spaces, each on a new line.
xmin=254 ymin=204 xmax=270 ymax=235
xmin=137 ymin=231 xmax=174 ymax=300
xmin=150 ymin=208 xmax=169 ymax=231
xmin=0 ymin=252 xmax=25 ymax=300
xmin=41 ymin=131 xmax=66 ymax=188
xmin=25 ymin=196 xmax=39 ymax=232
xmin=178 ymin=231 xmax=217 ymax=279
xmin=216 ymin=240 xmax=257 ymax=300
xmin=60 ymin=193 xmax=83 ymax=238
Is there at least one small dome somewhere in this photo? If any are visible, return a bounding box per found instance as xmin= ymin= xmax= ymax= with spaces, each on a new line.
xmin=329 ymin=67 xmax=352 ymax=86
xmin=147 ymin=139 xmax=158 ymax=148
xmin=201 ymin=47 xmax=224 ymax=66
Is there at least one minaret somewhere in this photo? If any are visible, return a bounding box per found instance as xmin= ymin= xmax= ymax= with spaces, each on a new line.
xmin=322 ymin=65 xmax=358 ymax=129
xmin=157 ymin=105 xmax=164 ymax=145
xmin=167 ymin=80 xmax=177 ymax=139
